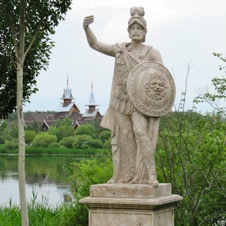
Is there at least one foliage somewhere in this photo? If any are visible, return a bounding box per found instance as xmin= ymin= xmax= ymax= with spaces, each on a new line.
xmin=72 ymin=134 xmax=103 ymax=149
xmin=98 ymin=130 xmax=111 ymax=143
xmin=25 ymin=130 xmax=36 ymax=144
xmin=4 ymin=139 xmax=19 ymax=150
xmin=157 ymin=112 xmax=226 ymax=225
xmin=25 ymin=121 xmax=42 ymax=133
xmin=103 ymin=138 xmax=111 ymax=149
xmin=32 ymin=133 xmax=57 ymax=148
xmin=51 ymin=118 xmax=73 ymax=127
xmin=75 ymin=124 xmax=96 ymax=138
xmin=24 ymin=146 xmax=100 ymax=156
xmin=72 ymin=135 xmax=93 ymax=148
xmin=194 ymin=53 xmax=226 ymax=118
xmin=0 ymin=0 xmax=72 ymax=118
xmin=81 ymin=139 xmax=103 ymax=149
xmin=57 ymin=125 xmax=75 ymax=141
xmin=66 ymin=150 xmax=113 ymax=226
xmin=0 ymin=202 xmax=62 ymax=226
xmin=48 ymin=142 xmax=61 ymax=148
xmin=59 ymin=136 xmax=76 ymax=148
xmin=47 ymin=126 xmax=59 ymax=137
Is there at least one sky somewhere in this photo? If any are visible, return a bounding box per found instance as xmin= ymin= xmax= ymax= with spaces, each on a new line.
xmin=24 ymin=0 xmax=226 ymax=115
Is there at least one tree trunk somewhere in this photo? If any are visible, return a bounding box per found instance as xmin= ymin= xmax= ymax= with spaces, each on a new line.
xmin=17 ymin=62 xmax=29 ymax=226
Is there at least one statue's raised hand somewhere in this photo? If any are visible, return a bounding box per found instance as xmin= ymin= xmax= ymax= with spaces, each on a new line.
xmin=83 ymin=15 xmax=94 ymax=29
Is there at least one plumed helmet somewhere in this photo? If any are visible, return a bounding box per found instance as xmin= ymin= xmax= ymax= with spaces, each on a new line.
xmin=128 ymin=6 xmax=147 ymax=29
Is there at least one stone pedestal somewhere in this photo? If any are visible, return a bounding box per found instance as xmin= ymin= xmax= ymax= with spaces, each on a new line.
xmin=80 ymin=183 xmax=182 ymax=226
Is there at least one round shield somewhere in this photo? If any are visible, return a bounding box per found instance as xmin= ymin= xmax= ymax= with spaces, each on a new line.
xmin=127 ymin=61 xmax=176 ymax=117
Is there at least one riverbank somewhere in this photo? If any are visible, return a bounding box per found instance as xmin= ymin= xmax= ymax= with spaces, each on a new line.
xmin=0 ymin=144 xmax=110 ymax=156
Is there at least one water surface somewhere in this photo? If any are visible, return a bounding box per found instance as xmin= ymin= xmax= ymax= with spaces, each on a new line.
xmin=0 ymin=154 xmax=80 ymax=207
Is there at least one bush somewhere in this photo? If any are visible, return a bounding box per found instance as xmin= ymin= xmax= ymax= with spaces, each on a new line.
xmin=73 ymin=135 xmax=92 ymax=148
xmin=32 ymin=133 xmax=57 ymax=148
xmin=83 ymin=139 xmax=103 ymax=148
xmin=60 ymin=136 xmax=76 ymax=148
xmin=4 ymin=140 xmax=18 ymax=150
xmin=57 ymin=125 xmax=75 ymax=141
xmin=103 ymin=138 xmax=111 ymax=149
xmin=65 ymin=150 xmax=113 ymax=226
xmin=75 ymin=124 xmax=96 ymax=138
xmin=98 ymin=130 xmax=111 ymax=143
xmin=25 ymin=130 xmax=36 ymax=144
xmin=48 ymin=142 xmax=61 ymax=148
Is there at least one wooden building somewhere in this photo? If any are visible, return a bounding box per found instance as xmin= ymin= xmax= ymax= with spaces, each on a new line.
xmin=24 ymin=79 xmax=102 ymax=131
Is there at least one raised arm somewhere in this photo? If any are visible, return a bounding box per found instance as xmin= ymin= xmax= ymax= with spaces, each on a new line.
xmin=83 ymin=15 xmax=115 ymax=57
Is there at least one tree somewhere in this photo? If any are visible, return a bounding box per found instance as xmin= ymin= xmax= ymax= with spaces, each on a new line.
xmin=57 ymin=125 xmax=75 ymax=141
xmin=156 ymin=112 xmax=226 ymax=225
xmin=75 ymin=124 xmax=96 ymax=138
xmin=0 ymin=1 xmax=72 ymax=225
xmin=194 ymin=53 xmax=226 ymax=118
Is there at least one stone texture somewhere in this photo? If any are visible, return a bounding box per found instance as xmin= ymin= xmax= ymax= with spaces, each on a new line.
xmin=89 ymin=208 xmax=174 ymax=226
xmin=90 ymin=183 xmax=172 ymax=199
xmin=80 ymin=183 xmax=183 ymax=225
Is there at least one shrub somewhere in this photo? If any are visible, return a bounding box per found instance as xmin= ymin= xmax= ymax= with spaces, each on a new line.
xmin=103 ymin=138 xmax=111 ymax=149
xmin=59 ymin=136 xmax=76 ymax=148
xmin=4 ymin=140 xmax=18 ymax=150
xmin=73 ymin=135 xmax=92 ymax=148
xmin=98 ymin=130 xmax=111 ymax=143
xmin=48 ymin=142 xmax=61 ymax=148
xmin=57 ymin=125 xmax=75 ymax=141
xmin=32 ymin=133 xmax=57 ymax=148
xmin=83 ymin=139 xmax=103 ymax=148
xmin=75 ymin=124 xmax=96 ymax=138
xmin=65 ymin=150 xmax=113 ymax=226
xmin=25 ymin=130 xmax=36 ymax=144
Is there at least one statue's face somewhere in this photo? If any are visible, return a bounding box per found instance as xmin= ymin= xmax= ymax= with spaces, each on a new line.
xmin=145 ymin=76 xmax=166 ymax=100
xmin=128 ymin=22 xmax=146 ymax=42
xmin=150 ymin=78 xmax=165 ymax=95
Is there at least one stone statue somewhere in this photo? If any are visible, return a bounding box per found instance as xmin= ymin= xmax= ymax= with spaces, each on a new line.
xmin=83 ymin=6 xmax=175 ymax=186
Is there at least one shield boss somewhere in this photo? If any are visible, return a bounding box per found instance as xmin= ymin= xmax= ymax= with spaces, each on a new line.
xmin=127 ymin=61 xmax=176 ymax=116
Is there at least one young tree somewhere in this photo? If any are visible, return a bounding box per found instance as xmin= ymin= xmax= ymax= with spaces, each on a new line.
xmin=194 ymin=53 xmax=226 ymax=118
xmin=0 ymin=0 xmax=72 ymax=225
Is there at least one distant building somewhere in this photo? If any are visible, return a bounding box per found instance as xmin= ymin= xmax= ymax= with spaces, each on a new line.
xmin=24 ymin=79 xmax=102 ymax=131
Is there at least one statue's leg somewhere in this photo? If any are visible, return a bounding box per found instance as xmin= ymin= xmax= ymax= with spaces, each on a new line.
xmin=107 ymin=133 xmax=120 ymax=183
xmin=108 ymin=111 xmax=136 ymax=183
xmin=118 ymin=113 xmax=136 ymax=182
xmin=131 ymin=111 xmax=160 ymax=186
xmin=147 ymin=117 xmax=160 ymax=185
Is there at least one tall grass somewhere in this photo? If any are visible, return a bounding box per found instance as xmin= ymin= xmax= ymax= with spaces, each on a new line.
xmin=0 ymin=195 xmax=79 ymax=226
xmin=0 ymin=144 xmax=108 ymax=156
xmin=0 ymin=203 xmax=62 ymax=226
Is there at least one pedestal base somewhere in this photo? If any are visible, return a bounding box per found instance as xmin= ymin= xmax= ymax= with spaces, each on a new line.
xmin=80 ymin=183 xmax=182 ymax=226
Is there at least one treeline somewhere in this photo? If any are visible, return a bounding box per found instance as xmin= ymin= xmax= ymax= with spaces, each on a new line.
xmin=0 ymin=117 xmax=111 ymax=152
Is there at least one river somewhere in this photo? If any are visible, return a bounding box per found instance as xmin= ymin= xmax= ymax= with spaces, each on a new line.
xmin=0 ymin=154 xmax=81 ymax=207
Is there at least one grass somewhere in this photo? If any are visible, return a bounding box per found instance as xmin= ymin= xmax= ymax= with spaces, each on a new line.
xmin=0 ymin=202 xmax=62 ymax=226
xmin=0 ymin=144 xmax=108 ymax=156
xmin=0 ymin=195 xmax=81 ymax=226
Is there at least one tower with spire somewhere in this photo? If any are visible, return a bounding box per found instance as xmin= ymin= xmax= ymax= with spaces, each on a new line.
xmin=56 ymin=77 xmax=80 ymax=117
xmin=61 ymin=77 xmax=74 ymax=107
xmin=31 ymin=78 xmax=102 ymax=131
xmin=82 ymin=81 xmax=101 ymax=119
